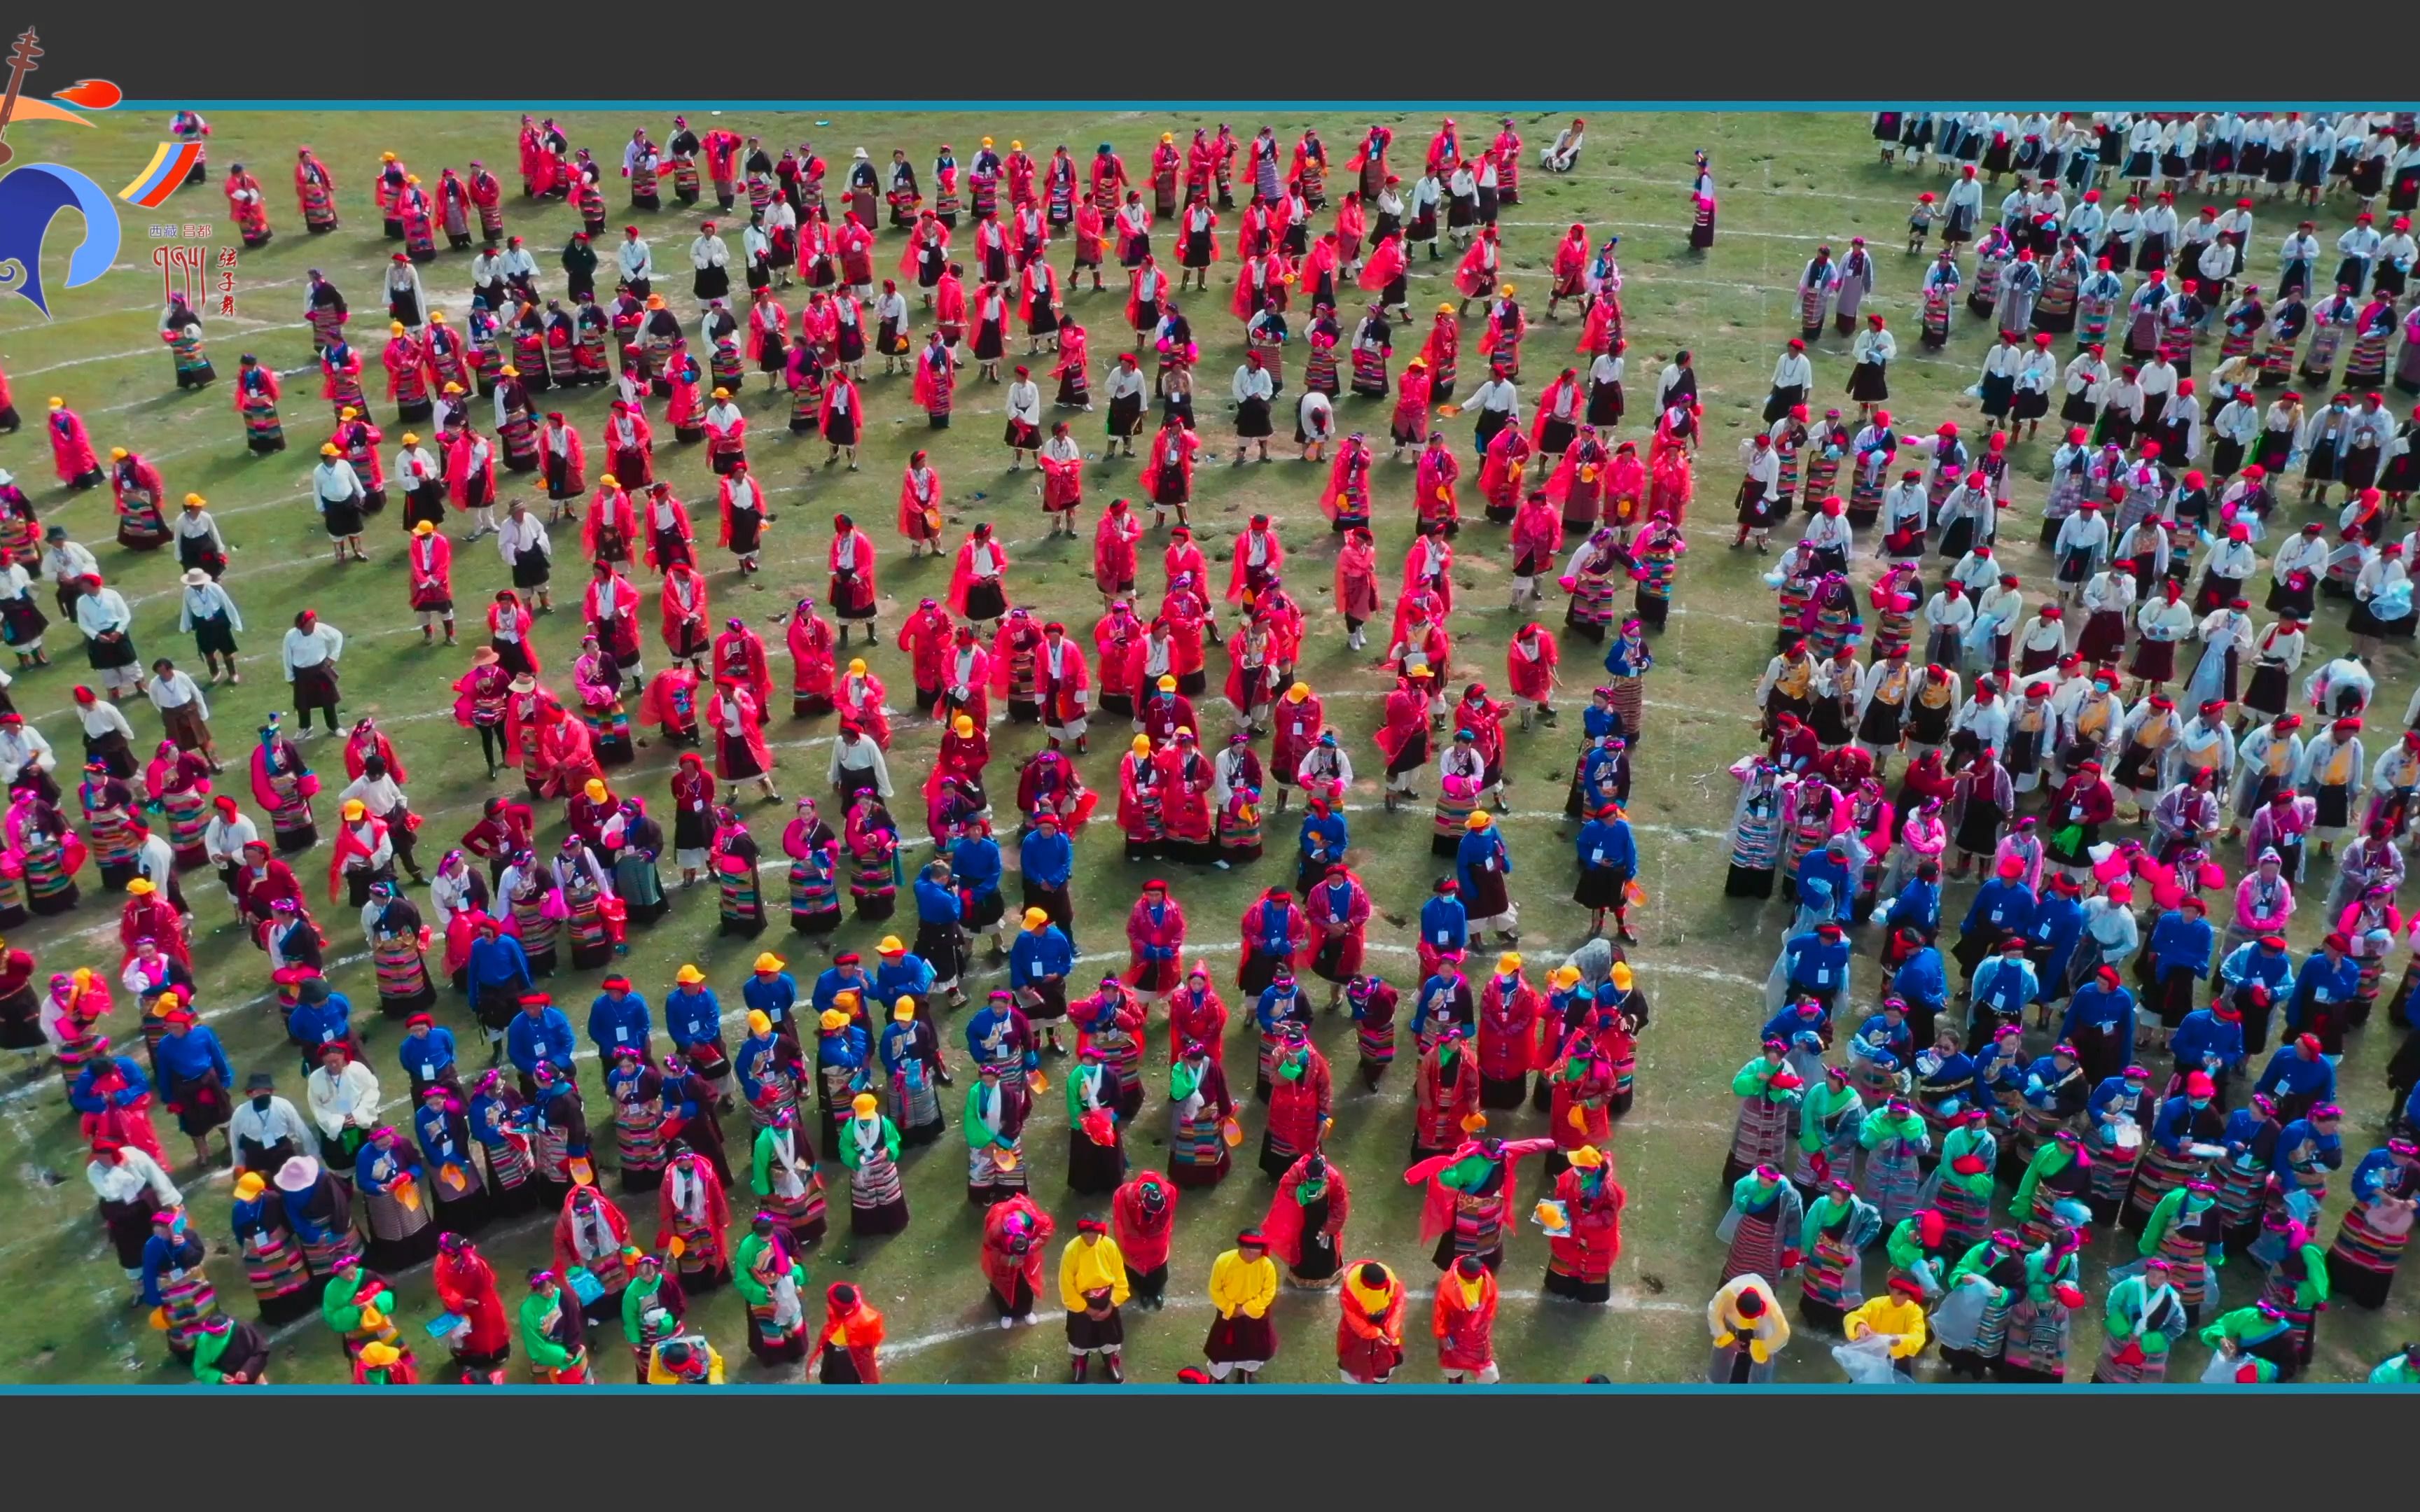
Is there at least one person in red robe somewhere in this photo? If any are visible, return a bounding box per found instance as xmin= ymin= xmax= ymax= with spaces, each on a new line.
xmin=582 ymin=561 xmax=645 ymax=685
xmin=1125 ymin=880 xmax=1187 ymax=999
xmin=818 ymin=1282 xmax=884 ymax=1384
xmin=430 ymin=1232 xmax=513 ymax=1382
xmin=533 ymin=701 xmax=604 ymax=802
xmin=704 ymin=679 xmax=777 ymax=803
xmin=1376 ymin=675 xmax=1433 ymax=811
xmin=1236 ymin=885 xmax=1309 ymax=997
xmin=1144 ymin=416 xmax=1199 ymax=528
xmin=1477 ymin=424 xmax=1533 ymax=523
xmin=1389 ymin=358 xmax=1434 ymax=458
xmin=46 ymin=399 xmax=103 ymax=489
xmin=1261 ymin=1151 xmax=1351 ymax=1289
xmin=583 ymin=476 xmax=636 ymax=568
xmin=709 ymin=617 xmax=773 ymax=714
xmin=119 ymin=878 xmax=191 ymax=971
xmin=1336 ymin=1259 xmax=1407 ymax=1382
xmin=827 ymin=512 xmax=878 ymax=640
xmin=1111 ymin=1170 xmax=1178 ymax=1309
xmin=896 ymin=449 xmax=945 ymax=555
xmin=1146 ymin=727 xmax=1209 ymax=858
xmin=603 ymin=401 xmax=655 ymax=489
xmin=938 ymin=626 xmax=994 ymax=732
xmin=1476 ymin=953 xmax=1543 ymax=1110
xmin=1432 ymin=1252 xmax=1502 ymax=1382
xmin=1541 ymin=1144 xmax=1626 ymax=1303
xmin=657 ymin=562 xmax=709 ymax=668
xmin=1305 ymin=864 xmax=1372 ymax=1007
xmin=653 ymin=1147 xmax=732 ymax=1290
xmin=894 ymin=598 xmax=953 ymax=716
xmin=1318 ymin=432 xmax=1375 ymax=530
xmin=1506 ymin=622 xmax=1562 ymax=729
xmin=640 ymin=665 xmax=702 ymax=748
xmin=978 ymin=1191 xmax=1055 ymax=1324
xmin=783 ymin=596 xmax=838 ymax=718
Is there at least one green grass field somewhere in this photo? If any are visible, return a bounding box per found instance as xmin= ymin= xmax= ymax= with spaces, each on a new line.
xmin=0 ymin=106 xmax=2411 ymax=1385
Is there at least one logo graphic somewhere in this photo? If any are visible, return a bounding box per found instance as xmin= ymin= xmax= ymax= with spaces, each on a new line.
xmin=120 ymin=141 xmax=199 ymax=208
xmin=0 ymin=27 xmax=122 ymax=317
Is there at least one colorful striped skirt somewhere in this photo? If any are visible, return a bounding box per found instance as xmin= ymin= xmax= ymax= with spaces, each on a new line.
xmin=89 ymin=814 xmax=141 ymax=874
xmin=2125 ymin=1142 xmax=2204 ymax=1227
xmin=2325 ymin=1205 xmax=2409 ymax=1309
xmin=1933 ymin=1175 xmax=1992 ymax=1249
xmin=2211 ymin=1158 xmax=2267 ymax=1242
xmin=2093 ymin=1333 xmax=2168 ymax=1383
xmin=889 ymin=1068 xmax=940 ymax=1134
xmin=851 ymin=1152 xmax=905 ymax=1212
xmin=1356 ymin=1019 xmax=1395 ymax=1066
xmin=510 ymin=899 xmax=559 ymax=965
xmin=267 ymin=781 xmax=316 ymax=849
xmin=162 ymin=786 xmax=210 ymax=864
xmin=788 ymin=861 xmax=838 ymax=924
xmin=612 ymin=1100 xmax=669 ymax=1182
xmin=242 ymin=1228 xmax=313 ymax=1305
xmin=1798 ymin=1231 xmax=1865 ymax=1323
xmin=2087 ymin=1137 xmax=2141 ymax=1216
xmin=1727 ymin=1098 xmax=1793 ymax=1177
xmin=1608 ymin=676 xmax=1643 ymax=740
xmin=1570 ymin=573 xmax=1618 ymax=630
xmin=721 ymin=870 xmax=765 ymax=930
xmin=2155 ymin=1230 xmax=2215 ymax=1317
xmin=372 ymin=934 xmax=436 ymax=1015
xmin=564 ymin=897 xmax=611 ymax=967
xmin=479 ymin=1136 xmax=533 ymax=1195
xmin=159 ymin=1266 xmax=219 ymax=1353
xmin=1858 ymin=1144 xmax=1926 ymax=1226
xmin=2001 ymin=1297 xmax=2071 ymax=1378
xmin=746 ymin=1070 xmax=800 ymax=1130
xmin=1720 ymin=1208 xmax=1783 ymax=1284
xmin=1169 ymin=1105 xmax=1229 ymax=1184
xmin=761 ymin=1170 xmax=829 ymax=1242
xmin=22 ymin=842 xmax=76 ymax=911
xmin=300 ymin=1227 xmax=365 ymax=1277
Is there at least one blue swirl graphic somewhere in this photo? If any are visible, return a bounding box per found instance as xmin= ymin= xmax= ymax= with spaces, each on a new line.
xmin=0 ymin=161 xmax=123 ymax=316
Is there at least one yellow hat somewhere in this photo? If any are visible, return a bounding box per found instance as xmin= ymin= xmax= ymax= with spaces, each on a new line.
xmin=1549 ymin=965 xmax=1581 ymax=989
xmin=1498 ymin=283 xmax=1515 ymax=297
xmin=126 ymin=878 xmax=155 ymax=896
xmin=952 ymin=714 xmax=975 ymax=737
xmin=1010 ymin=141 xmax=1023 ymax=151
xmin=380 ymin=151 xmax=397 ymax=162
xmin=359 ymin=1341 xmax=401 ymax=1367
xmin=1611 ymin=962 xmax=1634 ymax=991
xmin=405 ymin=174 xmax=419 ymax=186
xmin=233 ymin=1172 xmax=267 ymax=1200
xmin=341 ymin=799 xmax=367 ymax=821
xmin=833 ymin=990 xmax=859 ymax=1010
xmin=877 ymin=936 xmax=904 ymax=955
xmin=429 ymin=311 xmax=447 ymax=324
xmin=583 ymin=778 xmax=608 ymax=803
xmin=851 ymin=1092 xmax=879 ymax=1116
xmin=319 ymin=442 xmax=341 ymax=456
xmin=443 ymin=382 xmax=463 ymax=394
xmin=341 ymin=407 xmax=359 ymax=419
xmin=1568 ymin=1144 xmax=1606 ymax=1169
xmin=1466 ymin=811 xmax=1492 ymax=830
xmin=599 ymin=472 xmax=618 ymax=489
xmin=1438 ymin=303 xmax=1455 ymax=316
xmin=819 ymin=1007 xmax=851 ymax=1031
xmin=746 ymin=1009 xmax=772 ymax=1037
xmin=1160 ymin=132 xmax=1174 ymax=144
xmin=982 ymin=136 xmax=995 ymax=148
xmin=847 ymin=658 xmax=868 ymax=676
xmin=891 ymin=995 xmax=917 ymax=1023
xmin=389 ymin=321 xmax=405 ymax=335
xmin=46 ymin=397 xmax=63 ymax=409
xmin=401 ymin=432 xmax=419 ymax=445
xmin=752 ymin=951 xmax=784 ymax=974
xmin=711 ymin=386 xmax=731 ymax=399
xmin=412 ymin=519 xmax=435 ymax=536
xmin=109 ymin=447 xmax=128 ymax=461
xmin=1285 ymin=682 xmax=1311 ymax=702
xmin=499 ymin=365 xmax=519 ymax=377
xmin=1022 ymin=906 xmax=1050 ymax=930
xmin=676 ymin=963 xmax=706 ymax=985
xmin=1496 ymin=951 xmax=1522 ymax=975
xmin=1460 ymin=1112 xmax=1489 ymax=1135
xmin=1130 ymin=735 xmax=1152 ymax=757
xmin=182 ymin=493 xmax=205 ymax=508
xmin=1156 ymin=675 xmax=1178 ymax=692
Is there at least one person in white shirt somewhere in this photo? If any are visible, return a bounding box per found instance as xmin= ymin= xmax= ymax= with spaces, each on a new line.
xmin=2053 ymin=500 xmax=2112 ymax=605
xmin=73 ymin=573 xmax=141 ymax=699
xmin=1764 ymin=340 xmax=1812 ymax=424
xmin=0 ymin=710 xmax=55 ymax=795
xmin=72 ymin=685 xmax=136 ymax=778
xmin=202 ymin=799 xmax=258 ymax=896
xmin=311 ymin=442 xmax=368 ymax=563
xmin=496 ymin=498 xmax=553 ymax=612
xmin=2010 ymin=334 xmax=2058 ymax=442
xmin=1466 ymin=371 xmax=1522 ymax=454
xmin=828 ymin=724 xmax=893 ymax=799
xmin=145 ymin=657 xmax=219 ymax=770
xmin=1231 ymin=355 xmax=1274 ymax=464
xmin=170 ymin=492 xmax=230 ymax=580
xmin=496 ymin=237 xmax=539 ymax=303
xmin=88 ymin=1141 xmax=183 ymax=1291
xmin=305 ymin=1044 xmax=382 ymax=1147
xmin=279 ymin=609 xmax=347 ymax=734
xmin=617 ymin=226 xmax=655 ymax=298
xmin=340 ymin=749 xmax=424 ymax=884
xmin=175 ymin=567 xmax=244 ymax=685
xmin=1296 ymin=386 xmax=1334 ymax=463
xmin=1732 ymin=434 xmax=1782 ymax=551
xmin=1003 ymin=367 xmax=1043 ymax=468
xmin=227 ymin=1071 xmax=318 ymax=1173
xmin=1539 ymin=118 xmax=1585 ymax=174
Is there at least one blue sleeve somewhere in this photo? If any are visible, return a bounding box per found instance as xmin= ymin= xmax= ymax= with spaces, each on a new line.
xmin=506 ymin=937 xmax=533 ymax=982
xmin=2253 ymin=1053 xmax=2283 ymax=1095
xmin=140 ymin=1240 xmax=166 ymax=1306
xmin=116 ymin=1059 xmax=151 ymax=1104
xmin=206 ymin=1030 xmax=233 ymax=1086
xmin=549 ymin=1015 xmax=576 ymax=1058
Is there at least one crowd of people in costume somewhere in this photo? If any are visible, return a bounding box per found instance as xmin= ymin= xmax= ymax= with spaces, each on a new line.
xmin=12 ymin=106 xmax=2420 ymax=1386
